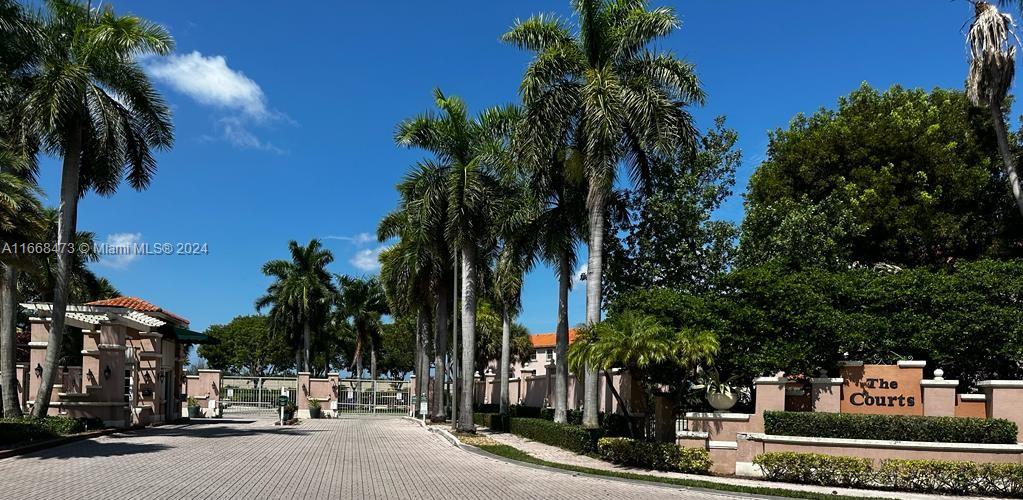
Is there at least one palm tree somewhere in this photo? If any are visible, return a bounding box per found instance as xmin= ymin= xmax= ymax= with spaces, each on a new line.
xmin=378 ymin=161 xmax=453 ymax=421
xmin=335 ymin=275 xmax=389 ymax=380
xmin=396 ymin=89 xmax=517 ymax=431
xmin=25 ymin=0 xmax=174 ymax=416
xmin=968 ymin=2 xmax=1023 ymax=217
xmin=256 ymin=240 xmax=337 ymax=373
xmin=568 ymin=311 xmax=717 ymax=436
xmin=492 ymin=193 xmax=536 ymax=416
xmin=504 ymin=0 xmax=703 ymax=427
xmin=378 ymin=240 xmax=433 ymax=417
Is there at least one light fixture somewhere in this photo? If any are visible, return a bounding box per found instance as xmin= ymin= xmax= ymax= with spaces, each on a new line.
xmin=34 ymin=363 xmax=43 ymax=378
xmin=103 ymin=366 xmax=111 ymax=380
xmin=157 ymin=372 xmax=164 ymax=382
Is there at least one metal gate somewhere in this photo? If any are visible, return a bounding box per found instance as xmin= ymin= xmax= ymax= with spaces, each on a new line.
xmin=335 ymin=379 xmax=412 ymax=415
xmin=220 ymin=376 xmax=297 ymax=417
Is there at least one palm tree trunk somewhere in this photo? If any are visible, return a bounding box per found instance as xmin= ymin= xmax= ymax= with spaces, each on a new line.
xmin=582 ymin=188 xmax=606 ymax=429
xmin=499 ymin=305 xmax=511 ymax=416
xmin=33 ymin=125 xmax=82 ymax=417
xmin=990 ymin=105 xmax=1023 ymax=217
xmin=450 ymin=253 xmax=459 ymax=423
xmin=417 ymin=307 xmax=430 ymax=414
xmin=413 ymin=312 xmax=423 ymax=415
xmin=431 ymin=285 xmax=448 ymax=422
xmin=554 ymin=250 xmax=571 ymax=423
xmin=302 ymin=321 xmax=311 ymax=373
xmin=457 ymin=242 xmax=477 ymax=432
xmin=1 ymin=265 xmax=23 ymax=417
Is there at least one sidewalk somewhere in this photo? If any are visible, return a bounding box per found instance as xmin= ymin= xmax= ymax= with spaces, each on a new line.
xmin=479 ymin=430 xmax=999 ymax=500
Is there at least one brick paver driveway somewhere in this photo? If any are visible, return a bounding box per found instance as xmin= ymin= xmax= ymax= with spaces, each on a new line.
xmin=0 ymin=417 xmax=749 ymax=499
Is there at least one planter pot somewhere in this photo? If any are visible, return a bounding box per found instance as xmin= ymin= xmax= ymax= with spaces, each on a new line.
xmin=283 ymin=411 xmax=294 ymax=421
xmin=309 ymin=406 xmax=321 ymax=419
xmin=187 ymin=406 xmax=201 ymax=419
xmin=706 ymin=392 xmax=737 ymax=411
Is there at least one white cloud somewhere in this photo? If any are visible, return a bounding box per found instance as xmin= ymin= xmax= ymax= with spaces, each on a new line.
xmin=212 ymin=117 xmax=285 ymax=154
xmin=145 ymin=51 xmax=268 ymax=119
xmin=350 ymin=246 xmax=387 ymax=273
xmin=97 ymin=233 xmax=143 ymax=269
xmin=325 ymin=233 xmax=376 ymax=245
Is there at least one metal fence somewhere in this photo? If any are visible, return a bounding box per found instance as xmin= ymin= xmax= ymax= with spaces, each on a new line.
xmin=335 ymin=379 xmax=412 ymax=415
xmin=220 ymin=376 xmax=297 ymax=416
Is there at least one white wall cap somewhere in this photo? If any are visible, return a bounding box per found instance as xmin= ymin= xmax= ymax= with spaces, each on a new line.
xmin=753 ymin=376 xmax=787 ymax=385
xmin=920 ymin=379 xmax=959 ymax=387
xmin=742 ymin=433 xmax=1023 ymax=452
xmin=898 ymin=360 xmax=926 ymax=368
xmin=684 ymin=412 xmax=751 ymax=422
xmin=708 ymin=440 xmax=738 ymax=450
xmin=960 ymin=393 xmax=987 ymax=401
xmin=676 ymin=430 xmax=709 ymax=439
xmin=977 ymin=380 xmax=1023 ymax=388
xmin=837 ymin=361 xmax=864 ymax=367
xmin=810 ymin=377 xmax=844 ymax=385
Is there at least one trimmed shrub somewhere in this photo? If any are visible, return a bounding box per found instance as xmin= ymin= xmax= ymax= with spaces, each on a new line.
xmin=597 ymin=437 xmax=711 ymax=474
xmin=754 ymin=452 xmax=872 ymax=488
xmin=472 ymin=412 xmax=510 ymax=432
xmin=0 ymin=416 xmax=87 ymax=447
xmin=537 ymin=408 xmax=639 ymax=438
xmin=507 ymin=418 xmax=604 ymax=454
xmin=763 ymin=411 xmax=1018 ymax=444
xmin=754 ymin=452 xmax=1023 ymax=497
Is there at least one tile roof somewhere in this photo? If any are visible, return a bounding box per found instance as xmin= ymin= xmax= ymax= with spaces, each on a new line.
xmin=530 ymin=329 xmax=578 ymax=348
xmin=85 ymin=296 xmax=189 ymax=325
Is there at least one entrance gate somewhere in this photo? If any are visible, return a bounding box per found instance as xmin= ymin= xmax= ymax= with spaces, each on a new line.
xmin=220 ymin=376 xmax=297 ymax=417
xmin=335 ymin=379 xmax=412 ymax=415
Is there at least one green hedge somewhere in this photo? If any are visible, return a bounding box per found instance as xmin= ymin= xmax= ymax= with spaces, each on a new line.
xmin=0 ymin=416 xmax=88 ymax=447
xmin=755 ymin=452 xmax=1023 ymax=497
xmin=472 ymin=412 xmax=510 ymax=432
xmin=764 ymin=411 xmax=1018 ymax=444
xmin=538 ymin=408 xmax=639 ymax=437
xmin=506 ymin=418 xmax=604 ymax=454
xmin=597 ymin=437 xmax=711 ymax=474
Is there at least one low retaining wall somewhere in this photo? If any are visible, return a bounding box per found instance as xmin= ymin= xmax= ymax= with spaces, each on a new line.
xmin=734 ymin=433 xmax=1023 ymax=477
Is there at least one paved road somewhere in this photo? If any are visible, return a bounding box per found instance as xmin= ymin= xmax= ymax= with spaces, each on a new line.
xmin=0 ymin=417 xmax=751 ymax=500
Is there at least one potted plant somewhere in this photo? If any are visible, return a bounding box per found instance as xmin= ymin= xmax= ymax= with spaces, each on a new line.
xmin=283 ymin=401 xmax=297 ymax=421
xmin=308 ymin=399 xmax=321 ymax=419
xmin=186 ymin=397 xmax=201 ymax=419
xmin=702 ymin=370 xmax=738 ymax=411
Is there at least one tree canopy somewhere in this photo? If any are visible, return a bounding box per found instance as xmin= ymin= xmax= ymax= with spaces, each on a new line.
xmin=740 ymin=84 xmax=1023 ymax=270
xmin=199 ymin=315 xmax=292 ymax=377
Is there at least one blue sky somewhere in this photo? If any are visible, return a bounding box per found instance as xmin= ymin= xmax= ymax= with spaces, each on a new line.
xmin=32 ymin=1 xmax=999 ymax=341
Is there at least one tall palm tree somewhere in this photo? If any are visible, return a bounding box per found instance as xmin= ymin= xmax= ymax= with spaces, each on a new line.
xmin=968 ymin=2 xmax=1023 ymax=217
xmin=505 ymin=0 xmax=703 ymax=427
xmin=256 ymin=240 xmax=337 ymax=373
xmin=335 ymin=275 xmax=389 ymax=380
xmin=378 ymin=240 xmax=433 ymax=416
xmin=25 ymin=0 xmax=174 ymax=416
xmin=492 ymin=192 xmax=536 ymax=416
xmin=378 ymin=161 xmax=453 ymax=421
xmin=395 ymin=89 xmax=517 ymax=431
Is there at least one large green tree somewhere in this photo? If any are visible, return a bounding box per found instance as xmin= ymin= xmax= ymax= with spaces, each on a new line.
xmin=740 ymin=84 xmax=1023 ymax=270
xmin=505 ymin=0 xmax=703 ymax=428
xmin=199 ymin=315 xmax=292 ymax=376
xmin=395 ymin=89 xmax=516 ymax=431
xmin=255 ymin=239 xmax=337 ymax=373
xmin=25 ymin=0 xmax=174 ymax=416
xmin=604 ymin=116 xmax=740 ymax=304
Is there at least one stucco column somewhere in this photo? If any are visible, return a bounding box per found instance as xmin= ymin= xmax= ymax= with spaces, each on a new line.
xmin=921 ymin=369 xmax=958 ymax=417
xmin=977 ymin=380 xmax=1023 ymax=442
xmin=753 ymin=374 xmax=787 ymax=433
xmin=298 ymin=372 xmax=311 ymax=410
xmin=810 ymin=376 xmax=843 ymax=413
xmin=484 ymin=372 xmax=497 ymax=405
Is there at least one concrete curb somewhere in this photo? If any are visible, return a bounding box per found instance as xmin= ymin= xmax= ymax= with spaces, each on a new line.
xmin=429 ymin=426 xmax=463 ymax=447
xmin=401 ymin=416 xmax=426 ymax=428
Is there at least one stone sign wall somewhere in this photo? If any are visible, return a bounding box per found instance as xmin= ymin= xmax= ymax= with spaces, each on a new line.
xmin=839 ymin=362 xmax=925 ymax=416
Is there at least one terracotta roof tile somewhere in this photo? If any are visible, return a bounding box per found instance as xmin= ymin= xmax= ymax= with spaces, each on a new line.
xmin=530 ymin=329 xmax=578 ymax=348
xmin=85 ymin=296 xmax=189 ymax=325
